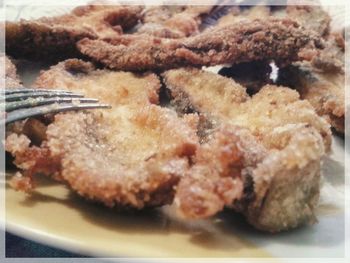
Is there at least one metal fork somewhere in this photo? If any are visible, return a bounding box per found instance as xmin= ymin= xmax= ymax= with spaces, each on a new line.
xmin=1 ymin=88 xmax=110 ymax=125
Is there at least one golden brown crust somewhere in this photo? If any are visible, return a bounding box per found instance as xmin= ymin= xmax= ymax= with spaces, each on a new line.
xmin=280 ymin=4 xmax=344 ymax=133
xmin=215 ymin=6 xmax=271 ymax=28
xmin=238 ymin=125 xmax=324 ymax=232
xmin=163 ymin=68 xmax=330 ymax=231
xmin=78 ymin=19 xmax=320 ymax=71
xmin=5 ymin=133 xmax=62 ymax=191
xmin=163 ymin=68 xmax=332 ymax=150
xmin=1 ymin=55 xmax=22 ymax=88
xmin=138 ymin=6 xmax=213 ymax=38
xmin=5 ymin=3 xmax=143 ymax=61
xmin=5 ymin=59 xmax=199 ymax=209
xmin=286 ymin=5 xmax=331 ymax=37
xmin=46 ymin=108 xmax=198 ymax=208
xmin=175 ymin=125 xmax=267 ymax=219
xmin=278 ymin=59 xmax=345 ymax=133
xmin=33 ymin=59 xmax=161 ymax=106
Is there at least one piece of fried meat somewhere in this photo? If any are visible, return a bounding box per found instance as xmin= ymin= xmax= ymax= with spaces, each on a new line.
xmin=214 ymin=5 xmax=271 ymax=28
xmin=138 ymin=5 xmax=213 ymax=38
xmin=163 ymin=68 xmax=330 ymax=232
xmin=175 ymin=124 xmax=267 ymax=220
xmin=286 ymin=4 xmax=331 ymax=37
xmin=6 ymin=59 xmax=199 ymax=209
xmin=1 ymin=55 xmax=22 ymax=88
xmin=278 ymin=33 xmax=345 ymax=133
xmin=6 ymin=2 xmax=143 ymax=61
xmin=77 ymin=18 xmax=321 ymax=71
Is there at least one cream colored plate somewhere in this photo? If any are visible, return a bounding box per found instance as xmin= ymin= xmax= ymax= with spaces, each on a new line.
xmin=6 ymin=175 xmax=275 ymax=258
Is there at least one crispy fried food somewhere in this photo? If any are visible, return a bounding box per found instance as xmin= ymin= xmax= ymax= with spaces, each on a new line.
xmin=6 ymin=59 xmax=199 ymax=208
xmin=310 ymin=33 xmax=344 ymax=73
xmin=175 ymin=124 xmax=267 ymax=219
xmin=163 ymin=68 xmax=331 ymax=150
xmin=279 ymin=32 xmax=345 ymax=133
xmin=286 ymin=4 xmax=331 ymax=37
xmin=1 ymin=55 xmax=22 ymax=88
xmin=266 ymin=3 xmax=345 ymax=133
xmin=215 ymin=5 xmax=271 ymax=28
xmin=278 ymin=61 xmax=345 ymax=133
xmin=138 ymin=6 xmax=213 ymax=38
xmin=237 ymin=124 xmax=324 ymax=232
xmin=77 ymin=18 xmax=321 ymax=71
xmin=218 ymin=60 xmax=272 ymax=94
xmin=5 ymin=3 xmax=143 ymax=61
xmin=163 ymin=68 xmax=330 ymax=231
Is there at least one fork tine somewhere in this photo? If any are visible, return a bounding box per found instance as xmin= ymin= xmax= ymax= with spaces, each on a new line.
xmin=5 ymin=97 xmax=99 ymax=112
xmin=3 ymin=88 xmax=74 ymax=95
xmin=4 ymin=103 xmax=111 ymax=124
xmin=4 ymin=91 xmax=84 ymax=102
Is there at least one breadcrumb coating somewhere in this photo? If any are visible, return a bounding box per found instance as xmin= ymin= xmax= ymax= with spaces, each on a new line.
xmin=215 ymin=6 xmax=271 ymax=28
xmin=175 ymin=125 xmax=267 ymax=219
xmin=279 ymin=61 xmax=344 ymax=133
xmin=5 ymin=2 xmax=143 ymax=61
xmin=138 ymin=6 xmax=213 ymax=38
xmin=1 ymin=55 xmax=22 ymax=88
xmin=163 ymin=68 xmax=331 ymax=150
xmin=163 ymin=68 xmax=330 ymax=231
xmin=77 ymin=18 xmax=320 ymax=70
xmin=46 ymin=108 xmax=198 ymax=208
xmin=6 ymin=59 xmax=199 ymax=208
xmin=278 ymin=32 xmax=345 ymax=133
xmin=286 ymin=5 xmax=331 ymax=37
xmin=239 ymin=125 xmax=324 ymax=232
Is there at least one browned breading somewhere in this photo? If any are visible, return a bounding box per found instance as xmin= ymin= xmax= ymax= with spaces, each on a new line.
xmin=216 ymin=6 xmax=271 ymax=28
xmin=138 ymin=5 xmax=213 ymax=38
xmin=274 ymin=4 xmax=345 ymax=133
xmin=6 ymin=59 xmax=199 ymax=208
xmin=5 ymin=3 xmax=143 ymax=61
xmin=236 ymin=125 xmax=325 ymax=232
xmin=278 ymin=61 xmax=345 ymax=133
xmin=1 ymin=55 xmax=22 ymax=88
xmin=162 ymin=68 xmax=330 ymax=231
xmin=310 ymin=33 xmax=344 ymax=73
xmin=175 ymin=125 xmax=267 ymax=220
xmin=286 ymin=5 xmax=331 ymax=37
xmin=77 ymin=18 xmax=321 ymax=71
xmin=163 ymin=68 xmax=331 ymax=150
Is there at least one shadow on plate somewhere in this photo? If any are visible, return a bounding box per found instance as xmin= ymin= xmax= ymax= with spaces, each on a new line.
xmin=7 ymin=171 xmax=345 ymax=254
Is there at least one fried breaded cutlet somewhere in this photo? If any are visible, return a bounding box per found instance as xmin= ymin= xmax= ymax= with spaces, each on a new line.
xmin=6 ymin=59 xmax=199 ymax=208
xmin=209 ymin=4 xmax=331 ymax=95
xmin=5 ymin=2 xmax=143 ymax=61
xmin=175 ymin=124 xmax=267 ymax=220
xmin=163 ymin=68 xmax=330 ymax=232
xmin=286 ymin=4 xmax=331 ymax=37
xmin=77 ymin=18 xmax=321 ymax=71
xmin=279 ymin=32 xmax=345 ymax=133
xmin=282 ymin=5 xmax=344 ymax=133
xmin=1 ymin=55 xmax=22 ymax=88
xmin=138 ymin=5 xmax=213 ymax=38
xmin=163 ymin=68 xmax=331 ymax=150
xmin=215 ymin=5 xmax=271 ymax=28
xmin=208 ymin=4 xmax=344 ymax=133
